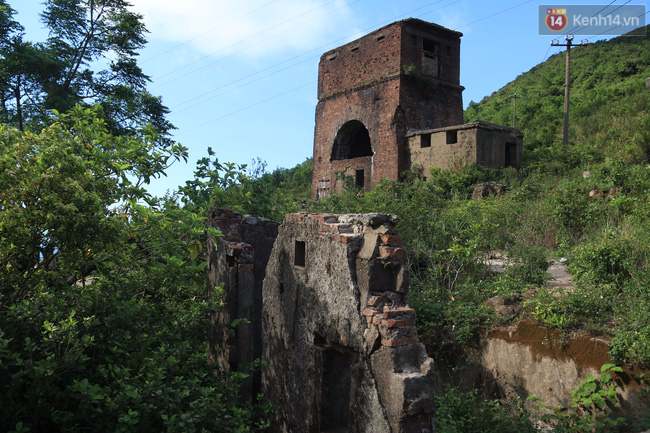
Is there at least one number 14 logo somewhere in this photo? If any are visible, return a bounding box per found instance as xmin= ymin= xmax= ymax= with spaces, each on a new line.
xmin=546 ymin=8 xmax=568 ymax=31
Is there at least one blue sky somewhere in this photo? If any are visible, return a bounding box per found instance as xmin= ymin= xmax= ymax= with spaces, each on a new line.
xmin=12 ymin=0 xmax=648 ymax=197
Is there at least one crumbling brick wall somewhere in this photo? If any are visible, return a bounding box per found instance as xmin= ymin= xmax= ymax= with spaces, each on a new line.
xmin=312 ymin=19 xmax=464 ymax=199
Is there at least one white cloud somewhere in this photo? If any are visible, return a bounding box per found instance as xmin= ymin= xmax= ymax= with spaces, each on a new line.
xmin=129 ymin=0 xmax=359 ymax=59
xmin=429 ymin=1 xmax=470 ymax=35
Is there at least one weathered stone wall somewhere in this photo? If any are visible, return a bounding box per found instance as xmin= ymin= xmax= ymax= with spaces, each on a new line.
xmin=207 ymin=210 xmax=439 ymax=432
xmin=260 ymin=213 xmax=438 ymax=433
xmin=472 ymin=321 xmax=650 ymax=423
xmin=206 ymin=209 xmax=280 ymax=398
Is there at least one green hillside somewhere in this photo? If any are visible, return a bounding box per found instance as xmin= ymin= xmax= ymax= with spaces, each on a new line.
xmin=465 ymin=25 xmax=650 ymax=163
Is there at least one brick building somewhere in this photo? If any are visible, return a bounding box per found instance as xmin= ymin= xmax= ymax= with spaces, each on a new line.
xmin=311 ymin=18 xmax=522 ymax=199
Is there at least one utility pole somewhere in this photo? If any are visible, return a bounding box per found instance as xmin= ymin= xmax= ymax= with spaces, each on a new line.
xmin=507 ymin=93 xmax=522 ymax=128
xmin=551 ymin=35 xmax=586 ymax=145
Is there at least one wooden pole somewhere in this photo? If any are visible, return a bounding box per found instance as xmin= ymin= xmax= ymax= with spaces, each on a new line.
xmin=551 ymin=35 xmax=585 ymax=145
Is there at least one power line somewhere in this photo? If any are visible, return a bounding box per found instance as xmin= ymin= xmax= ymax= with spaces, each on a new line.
xmin=168 ymin=0 xmax=460 ymax=112
xmin=179 ymin=81 xmax=316 ymax=136
xmin=155 ymin=0 xmax=460 ymax=92
xmin=140 ymin=0 xmax=280 ymax=65
xmin=455 ymin=0 xmax=536 ymax=29
xmin=585 ymin=8 xmax=650 ymax=41
xmin=150 ymin=0 xmax=351 ymax=87
xmin=566 ymin=0 xmax=618 ymax=35
xmin=173 ymin=0 xmax=470 ymax=131
xmin=176 ymin=0 xmax=572 ymax=135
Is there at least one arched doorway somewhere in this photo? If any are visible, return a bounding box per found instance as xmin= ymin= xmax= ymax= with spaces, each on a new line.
xmin=330 ymin=120 xmax=372 ymax=160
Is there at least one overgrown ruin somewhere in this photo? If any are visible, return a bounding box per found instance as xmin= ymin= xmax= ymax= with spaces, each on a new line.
xmin=207 ymin=208 xmax=650 ymax=430
xmin=311 ymin=18 xmax=523 ymax=199
xmin=208 ymin=209 xmax=438 ymax=432
xmin=206 ymin=17 xmax=650 ymax=433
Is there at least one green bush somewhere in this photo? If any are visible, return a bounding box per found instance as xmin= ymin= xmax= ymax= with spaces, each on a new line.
xmin=434 ymin=385 xmax=537 ymax=433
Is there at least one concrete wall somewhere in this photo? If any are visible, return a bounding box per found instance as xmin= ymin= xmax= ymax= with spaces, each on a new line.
xmin=407 ymin=127 xmax=477 ymax=175
xmin=406 ymin=121 xmax=524 ymax=177
xmin=471 ymin=321 xmax=650 ymax=423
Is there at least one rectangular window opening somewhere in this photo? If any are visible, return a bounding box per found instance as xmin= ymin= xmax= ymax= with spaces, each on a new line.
xmin=505 ymin=142 xmax=517 ymax=167
xmin=420 ymin=134 xmax=431 ymax=148
xmin=423 ymin=38 xmax=438 ymax=54
xmin=355 ymin=169 xmax=365 ymax=189
xmin=446 ymin=130 xmax=458 ymax=144
xmin=294 ymin=241 xmax=306 ymax=267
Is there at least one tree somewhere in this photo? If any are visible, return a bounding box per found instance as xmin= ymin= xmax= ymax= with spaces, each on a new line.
xmin=0 ymin=0 xmax=174 ymax=141
xmin=0 ymin=106 xmax=270 ymax=432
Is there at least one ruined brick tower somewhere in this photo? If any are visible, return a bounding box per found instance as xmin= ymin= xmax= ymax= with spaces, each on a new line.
xmin=312 ymin=18 xmax=464 ymax=199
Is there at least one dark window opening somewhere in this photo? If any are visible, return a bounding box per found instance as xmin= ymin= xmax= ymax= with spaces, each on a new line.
xmin=279 ymin=282 xmax=284 ymax=294
xmin=420 ymin=134 xmax=431 ymax=148
xmin=314 ymin=333 xmax=327 ymax=347
xmin=355 ymin=169 xmax=364 ymax=189
xmin=331 ymin=120 xmax=373 ymax=160
xmin=350 ymin=46 xmax=359 ymax=52
xmin=320 ymin=348 xmax=353 ymax=432
xmin=446 ymin=130 xmax=458 ymax=144
xmin=226 ymin=255 xmax=236 ymax=267
xmin=376 ymin=34 xmax=385 ymax=42
xmin=294 ymin=241 xmax=306 ymax=267
xmin=422 ymin=38 xmax=440 ymax=77
xmin=423 ymin=38 xmax=438 ymax=54
xmin=505 ymin=142 xmax=517 ymax=167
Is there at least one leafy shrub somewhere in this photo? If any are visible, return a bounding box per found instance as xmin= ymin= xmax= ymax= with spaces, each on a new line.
xmin=569 ymin=230 xmax=636 ymax=289
xmin=434 ymin=385 xmax=537 ymax=433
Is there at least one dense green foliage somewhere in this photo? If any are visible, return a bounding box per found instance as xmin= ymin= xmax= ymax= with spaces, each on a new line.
xmin=434 ymin=385 xmax=537 ymax=433
xmin=0 ymin=108 xmax=270 ymax=432
xmin=180 ymin=149 xmax=312 ymax=220
xmin=0 ymin=3 xmax=273 ymax=431
xmin=0 ymin=0 xmax=173 ymax=139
